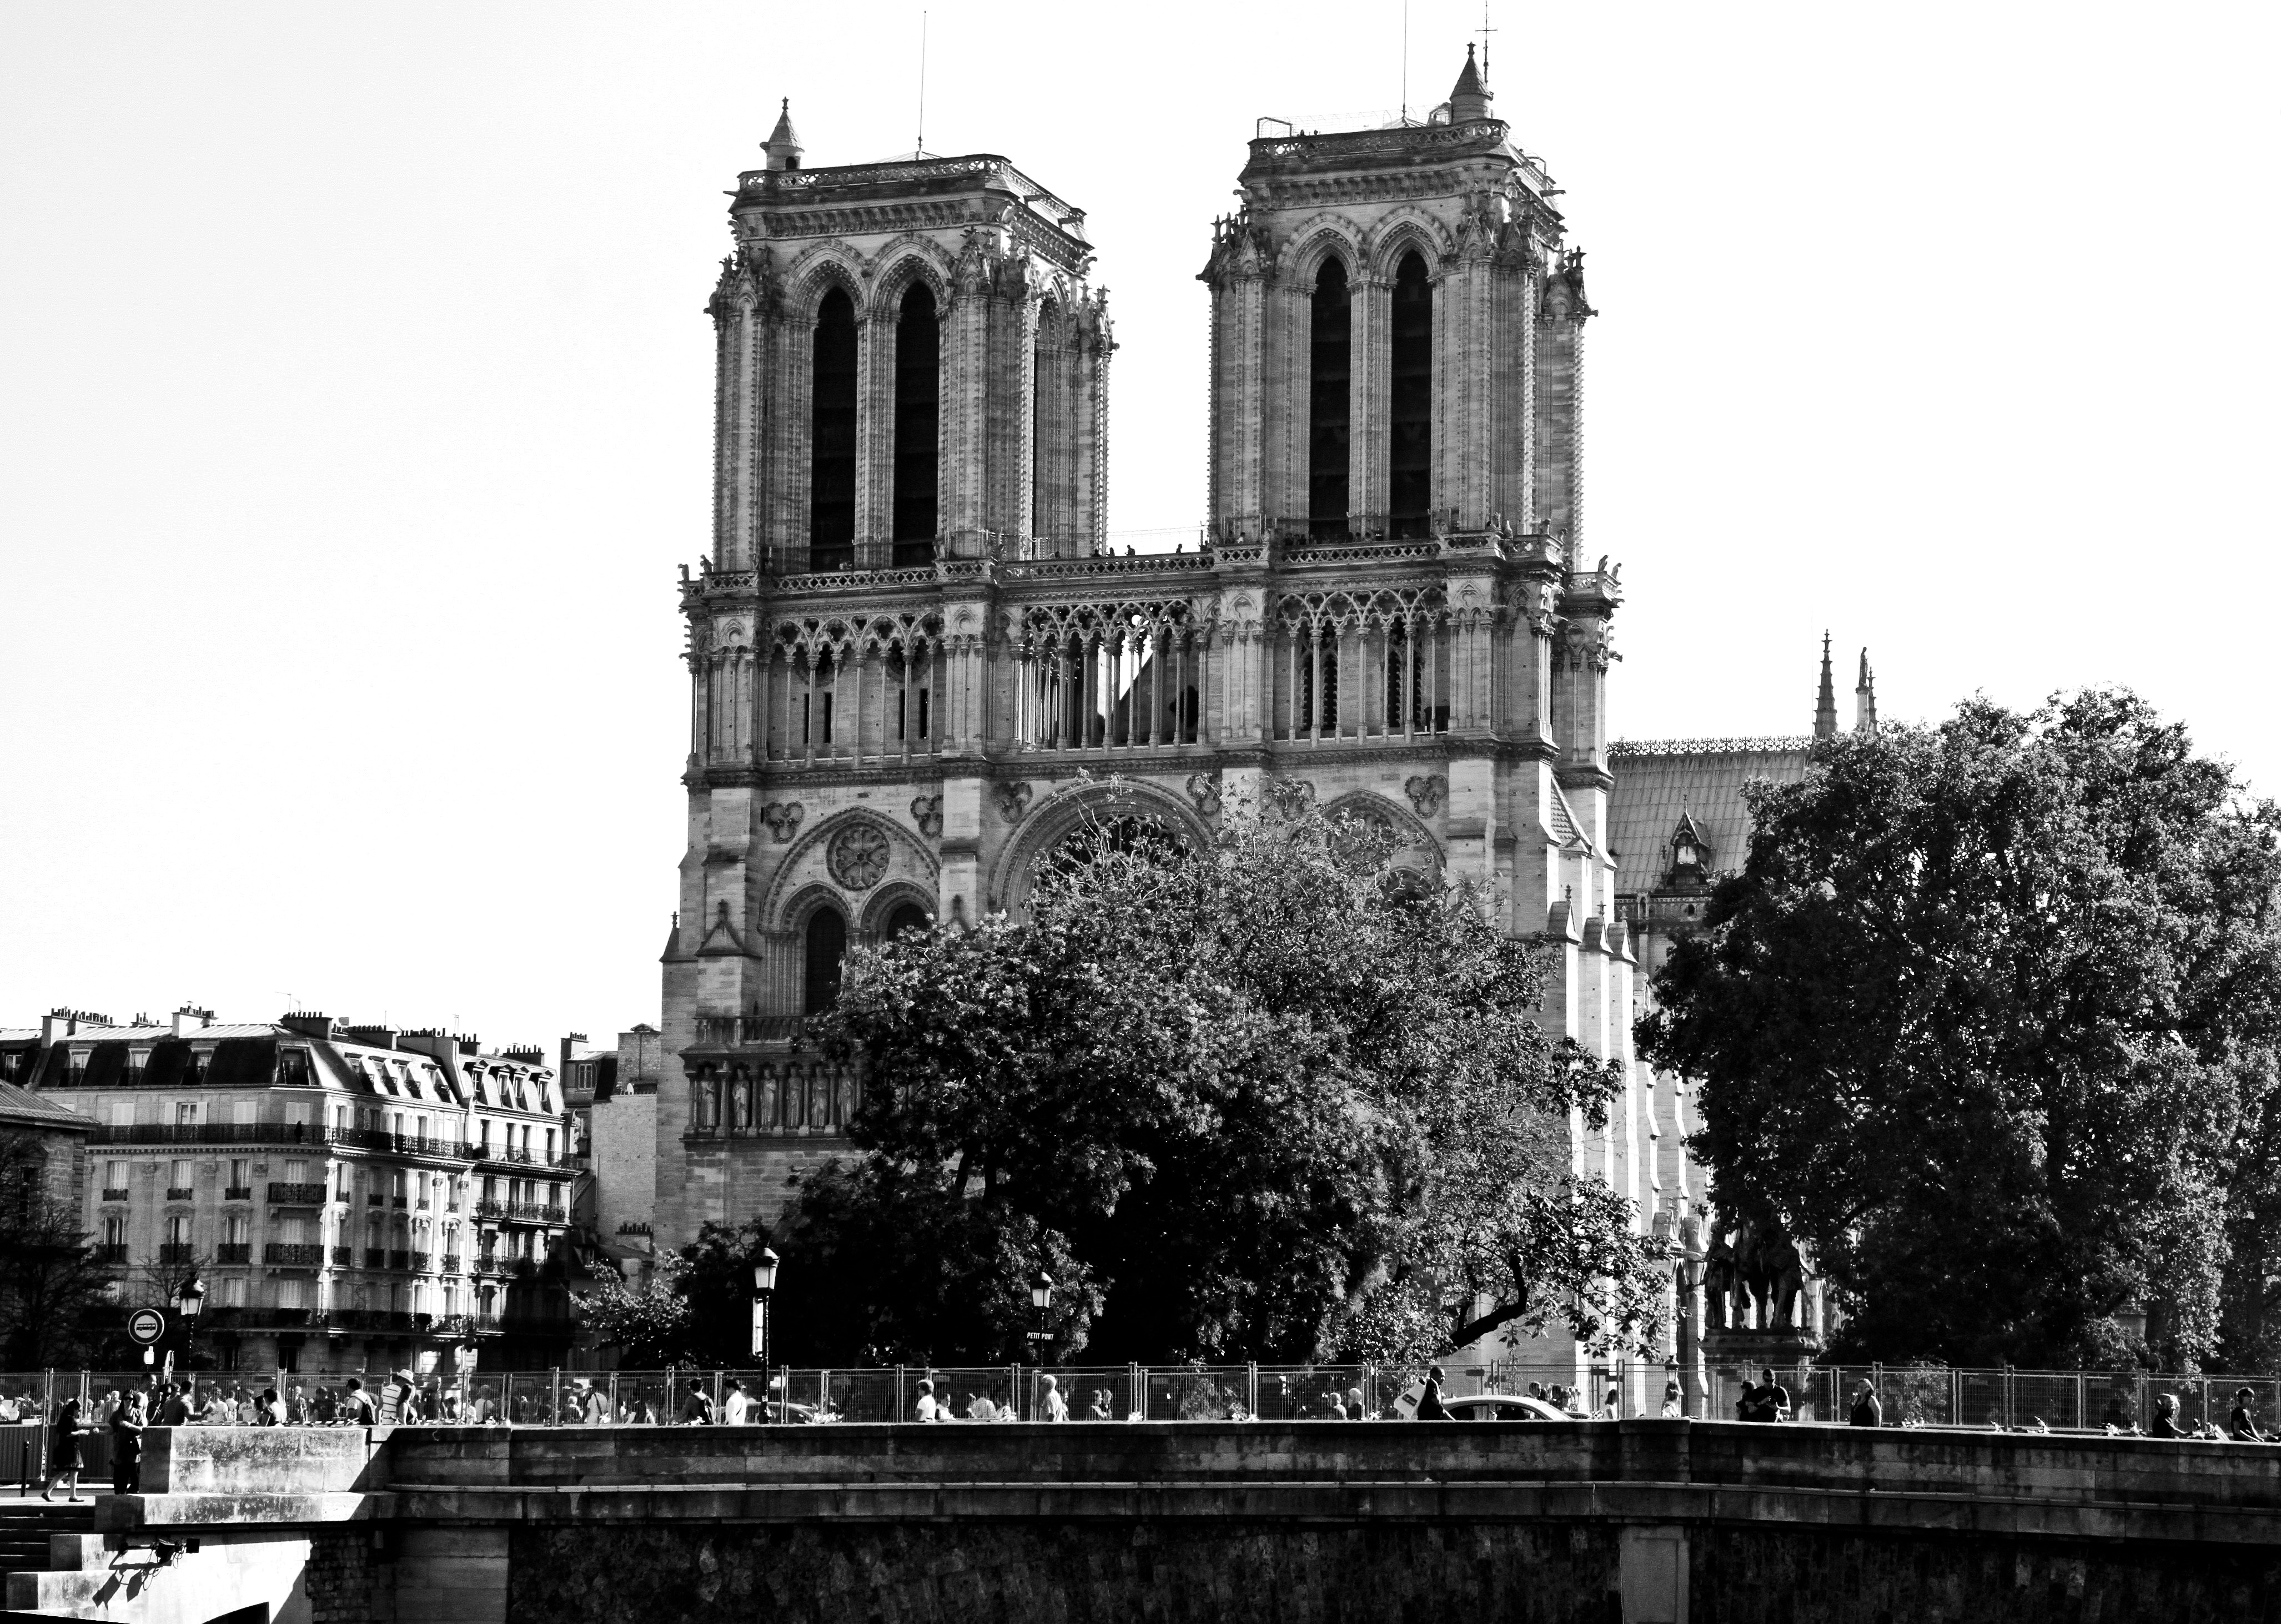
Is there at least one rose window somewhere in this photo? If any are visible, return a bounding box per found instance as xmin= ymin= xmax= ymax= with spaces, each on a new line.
xmin=827 ymin=823 xmax=891 ymax=891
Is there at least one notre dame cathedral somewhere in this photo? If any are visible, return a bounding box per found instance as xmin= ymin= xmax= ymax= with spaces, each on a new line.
xmin=654 ymin=51 xmax=1864 ymax=1371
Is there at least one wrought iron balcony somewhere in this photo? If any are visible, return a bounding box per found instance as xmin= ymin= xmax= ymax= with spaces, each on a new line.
xmin=215 ymin=1243 xmax=252 ymax=1264
xmin=269 ymin=1182 xmax=328 ymax=1204
xmin=264 ymin=1243 xmax=325 ymax=1266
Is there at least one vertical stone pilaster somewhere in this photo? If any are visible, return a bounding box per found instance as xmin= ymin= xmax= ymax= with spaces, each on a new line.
xmin=1350 ymin=275 xmax=1390 ymax=531
xmin=854 ymin=308 xmax=892 ymax=562
xmin=942 ymin=278 xmax=990 ymax=545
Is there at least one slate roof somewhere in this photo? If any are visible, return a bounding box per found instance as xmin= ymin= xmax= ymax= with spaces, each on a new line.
xmin=1606 ymin=737 xmax=1816 ymax=897
xmin=0 ymin=1078 xmax=93 ymax=1130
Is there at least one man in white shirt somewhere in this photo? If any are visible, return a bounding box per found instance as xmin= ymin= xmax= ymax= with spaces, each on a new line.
xmin=722 ymin=1379 xmax=752 ymax=1425
xmin=912 ymin=1379 xmax=940 ymax=1422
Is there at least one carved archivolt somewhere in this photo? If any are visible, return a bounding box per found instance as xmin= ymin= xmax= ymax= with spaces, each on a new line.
xmin=1275 ymin=213 xmax=1367 ymax=281
xmin=988 ymin=777 xmax=1210 ymax=914
xmin=1319 ymin=788 xmax=1443 ymax=872
xmin=1360 ymin=208 xmax=1456 ymax=276
xmin=762 ymin=811 xmax=940 ymax=930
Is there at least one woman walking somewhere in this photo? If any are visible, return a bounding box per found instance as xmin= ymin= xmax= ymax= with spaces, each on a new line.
xmin=41 ymin=1397 xmax=93 ymax=1502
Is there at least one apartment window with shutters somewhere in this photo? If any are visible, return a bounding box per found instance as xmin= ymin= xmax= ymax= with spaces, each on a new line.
xmin=168 ymin=1160 xmax=192 ymax=1197
xmin=233 ymin=1100 xmax=258 ymax=1127
xmin=224 ymin=1215 xmax=248 ymax=1246
xmin=175 ymin=1100 xmax=198 ymax=1128
xmin=285 ymin=1159 xmax=307 ymax=1185
xmin=166 ymin=1215 xmax=190 ymax=1248
xmin=110 ymin=1102 xmax=134 ymax=1128
xmin=544 ymin=1128 xmax=556 ymax=1164
xmin=101 ymin=1215 xmax=127 ymax=1250
xmin=275 ymin=1278 xmax=306 ymax=1311
xmin=222 ymin=1276 xmax=247 ymax=1307
xmin=229 ymin=1159 xmax=249 ymax=1195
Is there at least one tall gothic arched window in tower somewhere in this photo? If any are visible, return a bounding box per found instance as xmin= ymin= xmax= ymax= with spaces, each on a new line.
xmin=809 ymin=288 xmax=858 ymax=571
xmin=1388 ymin=252 xmax=1433 ymax=538
xmin=892 ymin=283 xmax=939 ymax=567
xmin=803 ymin=906 xmax=847 ymax=1015
xmin=1309 ymin=259 xmax=1351 ymax=539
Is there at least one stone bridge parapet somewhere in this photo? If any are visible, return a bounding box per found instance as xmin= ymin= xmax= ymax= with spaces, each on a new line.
xmin=13 ymin=1420 xmax=2281 ymax=1623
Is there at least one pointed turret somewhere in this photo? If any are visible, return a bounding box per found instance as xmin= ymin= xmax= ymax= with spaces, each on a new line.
xmin=1813 ymin=632 xmax=1837 ymax=741
xmin=765 ymin=98 xmax=804 ymax=172
xmin=1448 ymin=44 xmax=1493 ymax=123
xmin=1855 ymin=648 xmax=1877 ymax=732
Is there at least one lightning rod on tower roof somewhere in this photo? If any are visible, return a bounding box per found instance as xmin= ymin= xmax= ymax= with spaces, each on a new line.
xmin=916 ymin=10 xmax=929 ymax=157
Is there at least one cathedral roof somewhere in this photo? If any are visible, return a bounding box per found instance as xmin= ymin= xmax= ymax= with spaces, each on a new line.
xmin=1605 ymin=738 xmax=1815 ymax=897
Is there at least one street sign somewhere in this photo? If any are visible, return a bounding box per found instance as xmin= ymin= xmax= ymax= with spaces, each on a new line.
xmin=750 ymin=1298 xmax=770 ymax=1360
xmin=127 ymin=1307 xmax=168 ymax=1348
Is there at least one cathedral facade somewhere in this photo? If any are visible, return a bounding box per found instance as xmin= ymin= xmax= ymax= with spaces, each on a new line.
xmin=656 ymin=56 xmax=1679 ymax=1365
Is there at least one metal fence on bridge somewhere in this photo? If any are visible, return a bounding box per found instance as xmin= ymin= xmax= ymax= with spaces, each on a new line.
xmin=2 ymin=1361 xmax=2272 ymax=1484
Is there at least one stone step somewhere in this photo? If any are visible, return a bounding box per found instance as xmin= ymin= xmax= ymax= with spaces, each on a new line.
xmin=0 ymin=1497 xmax=98 ymax=1576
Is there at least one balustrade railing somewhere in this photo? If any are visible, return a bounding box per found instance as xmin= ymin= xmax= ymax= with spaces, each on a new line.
xmin=269 ymin=1181 xmax=328 ymax=1204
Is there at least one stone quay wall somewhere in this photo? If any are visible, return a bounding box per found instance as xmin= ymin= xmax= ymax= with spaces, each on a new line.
xmin=10 ymin=1420 xmax=2281 ymax=1623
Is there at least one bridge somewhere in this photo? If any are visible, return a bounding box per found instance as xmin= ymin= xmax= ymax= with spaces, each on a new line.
xmin=9 ymin=1419 xmax=2281 ymax=1622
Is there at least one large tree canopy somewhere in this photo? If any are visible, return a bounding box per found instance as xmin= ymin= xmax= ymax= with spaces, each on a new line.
xmin=792 ymin=785 xmax=1667 ymax=1365
xmin=1640 ymin=691 xmax=2281 ymax=1369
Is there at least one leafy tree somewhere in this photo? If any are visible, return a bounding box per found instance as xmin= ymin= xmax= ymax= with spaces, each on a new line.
xmin=798 ymin=783 xmax=1667 ymax=1364
xmin=0 ymin=1133 xmax=126 ymax=1369
xmin=576 ymin=1261 xmax=697 ymax=1366
xmin=1639 ymin=691 xmax=2281 ymax=1368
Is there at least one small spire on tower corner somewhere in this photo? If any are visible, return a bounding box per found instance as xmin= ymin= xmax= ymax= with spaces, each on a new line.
xmin=765 ymin=98 xmax=804 ymax=172
xmin=1813 ymin=632 xmax=1838 ymax=741
xmin=1449 ymin=44 xmax=1493 ymax=123
xmin=1855 ymin=648 xmax=1877 ymax=733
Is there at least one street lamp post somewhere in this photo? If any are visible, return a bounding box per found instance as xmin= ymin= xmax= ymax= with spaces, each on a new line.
xmin=1027 ymin=1270 xmax=1055 ymax=1416
xmin=750 ymin=1245 xmax=780 ymax=1421
xmin=174 ymin=1271 xmax=206 ymax=1379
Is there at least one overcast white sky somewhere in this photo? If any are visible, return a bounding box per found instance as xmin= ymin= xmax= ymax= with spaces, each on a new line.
xmin=3 ymin=2 xmax=2275 ymax=1045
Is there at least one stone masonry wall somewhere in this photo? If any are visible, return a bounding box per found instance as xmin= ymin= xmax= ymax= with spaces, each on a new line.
xmin=1686 ymin=1526 xmax=2281 ymax=1624
xmin=504 ymin=1522 xmax=1626 ymax=1624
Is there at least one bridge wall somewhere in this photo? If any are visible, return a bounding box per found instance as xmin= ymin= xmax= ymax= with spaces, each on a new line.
xmin=11 ymin=1420 xmax=2280 ymax=1624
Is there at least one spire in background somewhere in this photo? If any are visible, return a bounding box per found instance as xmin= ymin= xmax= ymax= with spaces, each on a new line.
xmin=1855 ymin=648 xmax=1877 ymax=732
xmin=1814 ymin=632 xmax=1837 ymax=741
xmin=765 ymin=99 xmax=804 ymax=172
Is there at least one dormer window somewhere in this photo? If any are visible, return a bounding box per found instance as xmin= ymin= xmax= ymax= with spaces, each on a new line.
xmin=1666 ymin=811 xmax=1713 ymax=887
